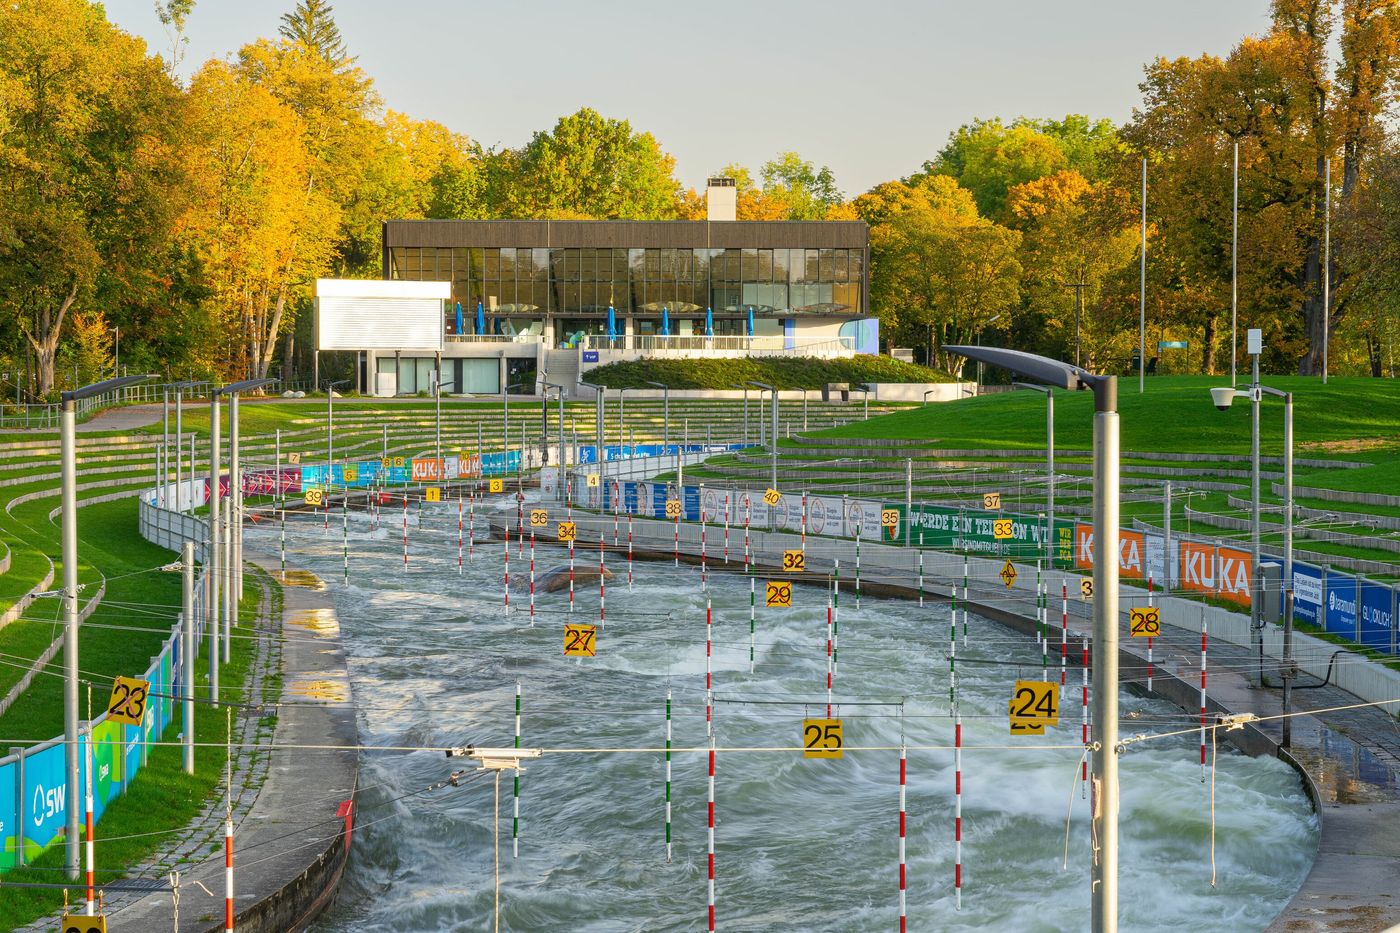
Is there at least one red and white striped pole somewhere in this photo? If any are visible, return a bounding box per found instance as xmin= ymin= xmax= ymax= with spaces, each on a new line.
xmin=707 ymin=733 xmax=717 ymax=932
xmin=700 ymin=508 xmax=708 ymax=590
xmin=568 ymin=529 xmax=575 ymax=614
xmin=402 ymin=496 xmax=408 ymax=571
xmin=674 ymin=505 xmax=680 ymax=568
xmin=457 ymin=496 xmax=464 ymax=575
xmin=225 ymin=810 xmax=234 ymax=931
xmin=744 ymin=497 xmax=751 ymax=572
xmin=517 ymin=492 xmax=524 ymax=558
xmin=801 ymin=491 xmax=808 ymax=554
xmin=723 ymin=493 xmax=730 ymax=564
xmin=706 ymin=596 xmax=713 ymax=736
xmin=898 ymin=745 xmax=907 ymax=932
xmin=1201 ymin=612 xmax=1208 ymax=780
xmin=85 ymin=727 xmax=94 ymax=915
xmin=468 ymin=492 xmax=475 ymax=563
xmin=503 ymin=527 xmax=510 ymax=609
xmin=598 ymin=534 xmax=606 ymax=629
xmin=627 ymin=514 xmax=634 ymax=591
xmin=1081 ymin=634 xmax=1090 ymax=797
xmin=954 ymin=714 xmax=962 ymax=910
xmin=613 ymin=481 xmax=620 ymax=547
xmin=529 ymin=530 xmax=536 ymax=624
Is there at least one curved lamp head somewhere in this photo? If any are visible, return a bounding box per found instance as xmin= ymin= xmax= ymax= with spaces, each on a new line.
xmin=1210 ymin=387 xmax=1236 ymax=411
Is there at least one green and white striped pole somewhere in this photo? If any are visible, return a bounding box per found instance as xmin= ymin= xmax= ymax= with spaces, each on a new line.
xmin=665 ymin=689 xmax=673 ymax=862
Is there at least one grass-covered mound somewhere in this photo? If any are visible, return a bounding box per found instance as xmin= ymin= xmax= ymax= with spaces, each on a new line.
xmin=585 ymin=355 xmax=953 ymax=390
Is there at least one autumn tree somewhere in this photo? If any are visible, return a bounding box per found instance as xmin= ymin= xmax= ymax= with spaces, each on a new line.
xmin=856 ymin=176 xmax=1022 ymax=374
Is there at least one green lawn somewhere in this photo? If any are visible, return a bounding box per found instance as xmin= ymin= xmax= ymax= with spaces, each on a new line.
xmin=585 ymin=354 xmax=951 ymax=390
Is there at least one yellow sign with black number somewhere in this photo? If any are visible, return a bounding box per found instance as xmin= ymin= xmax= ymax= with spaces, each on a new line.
xmin=1080 ymin=577 xmax=1094 ymax=600
xmin=343 ymin=464 xmax=358 ymax=483
xmin=880 ymin=508 xmax=899 ymax=528
xmin=1009 ymin=679 xmax=1059 ymax=727
xmin=1008 ymin=698 xmax=1046 ymax=735
xmin=587 ymin=474 xmax=600 ymax=488
xmin=999 ymin=560 xmax=1017 ymax=588
xmin=782 ymin=549 xmax=805 ymax=572
xmin=380 ymin=457 xmax=391 ymax=469
xmin=393 ymin=456 xmax=406 ymax=468
xmin=425 ymin=487 xmax=440 ymax=503
xmin=983 ymin=492 xmax=1002 ymax=510
xmin=802 ymin=718 xmax=843 ymax=759
xmin=530 ymin=509 xmax=548 ymax=527
xmin=1129 ymin=606 xmax=1161 ymax=637
xmin=993 ymin=518 xmax=1014 ymax=540
xmin=489 ymin=479 xmax=504 ymax=493
xmin=763 ymin=488 xmax=781 ymax=506
xmin=288 ymin=452 xmax=301 ymax=465
xmin=665 ymin=499 xmax=682 ymax=519
xmin=106 ymin=676 xmax=150 ymax=727
xmin=304 ymin=488 xmax=324 ymax=507
xmin=563 ymin=623 xmax=597 ymax=657
xmin=557 ymin=521 xmax=577 ymax=542
xmin=765 ymin=581 xmax=792 ymax=608
xmin=59 ymin=915 xmax=107 ymax=933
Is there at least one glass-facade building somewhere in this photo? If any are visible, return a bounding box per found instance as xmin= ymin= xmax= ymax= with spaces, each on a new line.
xmin=382 ymin=219 xmax=869 ymax=341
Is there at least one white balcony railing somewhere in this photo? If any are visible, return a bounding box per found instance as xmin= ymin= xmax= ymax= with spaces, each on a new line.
xmin=578 ymin=334 xmax=855 ymax=355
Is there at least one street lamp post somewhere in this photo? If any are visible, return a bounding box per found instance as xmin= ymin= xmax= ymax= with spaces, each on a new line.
xmin=944 ymin=345 xmax=1119 ymax=933
xmin=1015 ymin=383 xmax=1056 ymax=570
xmin=60 ymin=375 xmax=151 ymax=876
xmin=1209 ymin=329 xmax=1293 ymax=686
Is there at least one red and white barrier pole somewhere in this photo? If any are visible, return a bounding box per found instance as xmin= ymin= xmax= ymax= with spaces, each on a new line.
xmin=402 ymin=496 xmax=408 ymax=571
xmin=85 ymin=727 xmax=94 ymax=915
xmin=568 ymin=526 xmax=576 ymax=613
xmin=627 ymin=514 xmax=634 ymax=591
xmin=503 ymin=527 xmax=510 ymax=610
xmin=1147 ymin=574 xmax=1155 ymax=693
xmin=225 ymin=811 xmax=234 ymax=931
xmin=707 ymin=733 xmax=716 ymax=932
xmin=674 ymin=506 xmax=680 ymax=568
xmin=457 ymin=496 xmax=464 ymax=575
xmin=801 ymin=491 xmax=808 ymax=554
xmin=468 ymin=492 xmax=475 ymax=563
xmin=529 ymin=530 xmax=536 ymax=624
xmin=723 ymin=493 xmax=730 ymax=564
xmin=1060 ymin=580 xmax=1068 ymax=687
xmin=1201 ymin=612 xmax=1208 ymax=780
xmin=899 ymin=745 xmax=907 ymax=932
xmin=598 ymin=534 xmax=606 ymax=629
xmin=613 ymin=481 xmax=620 ymax=547
xmin=744 ymin=498 xmax=751 ymax=572
xmin=1081 ymin=634 xmax=1090 ymax=797
xmin=706 ymin=596 xmax=713 ymax=736
xmin=700 ymin=508 xmax=708 ymax=590
xmin=954 ymin=714 xmax=962 ymax=910
xmin=826 ymin=589 xmax=833 ymax=718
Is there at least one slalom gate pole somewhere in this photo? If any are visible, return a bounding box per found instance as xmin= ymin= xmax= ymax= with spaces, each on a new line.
xmin=1082 ymin=634 xmax=1090 ymax=797
xmin=899 ymin=745 xmax=907 ymax=932
xmin=700 ymin=508 xmax=707 ymax=590
xmin=627 ymin=514 xmax=634 ymax=591
xmin=705 ymin=596 xmax=713 ymax=737
xmin=748 ymin=577 xmax=756 ymax=674
xmin=855 ymin=529 xmax=862 ymax=609
xmin=503 ymin=527 xmax=510 ymax=609
xmin=342 ymin=500 xmax=348 ymax=585
xmin=723 ymin=493 xmax=730 ymax=563
xmin=513 ymin=682 xmax=521 ymax=857
xmin=1147 ymin=574 xmax=1154 ymax=693
xmin=402 ymin=497 xmax=408 ymax=572
xmin=1201 ymin=611 xmax=1208 ymax=781
xmin=826 ymin=589 xmax=833 ymax=717
xmin=832 ymin=560 xmax=840 ymax=674
xmin=598 ymin=533 xmax=606 ymax=629
xmin=529 ymin=530 xmax=536 ymax=624
xmin=918 ymin=550 xmax=924 ymax=608
xmin=458 ymin=496 xmax=464 ymax=575
xmin=954 ymin=714 xmax=962 ymax=911
xmin=568 ymin=531 xmax=575 ymax=614
xmin=1060 ymin=580 xmax=1068 ymax=687
xmin=665 ymin=689 xmax=673 ymax=862
xmin=707 ymin=733 xmax=716 ymax=932
xmin=469 ymin=492 xmax=476 ymax=563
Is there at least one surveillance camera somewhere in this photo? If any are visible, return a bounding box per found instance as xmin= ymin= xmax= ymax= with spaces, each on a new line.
xmin=1210 ymin=387 xmax=1235 ymax=411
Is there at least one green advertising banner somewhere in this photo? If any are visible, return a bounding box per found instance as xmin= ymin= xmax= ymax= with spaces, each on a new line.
xmin=892 ymin=503 xmax=1074 ymax=566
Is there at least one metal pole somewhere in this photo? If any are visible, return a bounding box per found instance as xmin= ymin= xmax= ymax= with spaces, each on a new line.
xmin=175 ymin=388 xmax=184 ymax=512
xmin=904 ymin=458 xmax=912 ymax=547
xmin=1232 ymin=140 xmax=1239 ymax=388
xmin=435 ymin=369 xmax=442 ymax=474
xmin=1090 ymin=376 xmax=1120 ymax=933
xmin=1046 ymin=390 xmax=1055 ymax=570
xmin=1282 ymin=590 xmax=1295 ymax=747
xmin=208 ymin=390 xmax=221 ymax=703
xmin=61 ymin=399 xmax=80 ymax=878
xmin=743 ymin=387 xmax=749 ymax=445
xmin=1139 ymin=157 xmax=1147 ymax=394
xmin=1323 ymin=157 xmax=1330 ymax=384
xmin=1251 ymin=352 xmax=1262 ymax=681
xmin=559 ymin=389 xmax=567 ymax=498
xmin=230 ymin=393 xmax=241 ymax=618
xmin=1283 ymin=394 xmax=1293 ymax=589
xmin=770 ymin=390 xmax=778 ymax=530
xmin=1162 ymin=480 xmax=1173 ymax=595
xmin=162 ymin=387 xmax=170 ymax=502
xmin=182 ymin=541 xmax=195 ymax=775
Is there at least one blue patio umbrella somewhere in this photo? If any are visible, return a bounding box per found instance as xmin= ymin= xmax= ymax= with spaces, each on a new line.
xmin=607 ymin=304 xmax=617 ymax=344
xmin=705 ymin=306 xmax=713 ymax=337
xmin=746 ymin=306 xmax=755 ymax=337
xmin=475 ymin=301 xmax=485 ymax=335
xmin=454 ymin=301 xmax=464 ymax=336
xmin=661 ymin=306 xmax=670 ymax=337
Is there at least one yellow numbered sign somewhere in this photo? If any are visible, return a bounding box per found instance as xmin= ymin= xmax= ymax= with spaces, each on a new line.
xmin=59 ymin=915 xmax=107 ymax=933
xmin=530 ymin=509 xmax=549 ymax=527
xmin=983 ymin=492 xmax=1002 ymax=510
xmin=106 ymin=675 xmax=150 ymax=727
xmin=393 ymin=456 xmax=406 ymax=468
xmin=802 ymin=718 xmax=844 ymax=759
xmin=1008 ymin=698 xmax=1046 ymax=736
xmin=380 ymin=457 xmax=392 ymax=469
xmin=782 ymin=549 xmax=806 ymax=572
xmin=999 ymin=559 xmax=1017 ymax=588
xmin=993 ymin=518 xmax=1014 ymax=540
xmin=288 ymin=452 xmax=301 ymax=465
xmin=304 ymin=488 xmax=324 ymax=507
xmin=765 ymin=580 xmax=792 ymax=608
xmin=763 ymin=488 xmax=782 ymax=506
xmin=425 ymin=487 xmax=441 ymax=503
xmin=587 ymin=474 xmax=601 ymax=488
xmin=1129 ymin=606 xmax=1161 ymax=637
xmin=489 ymin=479 xmax=504 ymax=493
xmin=557 ymin=521 xmax=577 ymax=542
xmin=1080 ymin=577 xmax=1094 ymax=600
xmin=880 ymin=508 xmax=899 ymax=528
xmin=563 ymin=623 xmax=597 ymax=657
xmin=665 ymin=499 xmax=682 ymax=519
xmin=1010 ymin=679 xmax=1059 ymax=727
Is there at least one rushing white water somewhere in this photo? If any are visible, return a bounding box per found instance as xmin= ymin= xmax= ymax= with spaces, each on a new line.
xmin=253 ymin=504 xmax=1316 ymax=932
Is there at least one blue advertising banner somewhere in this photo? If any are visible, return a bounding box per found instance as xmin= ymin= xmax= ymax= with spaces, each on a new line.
xmin=624 ymin=482 xmax=639 ymax=515
xmin=1291 ymin=564 xmax=1324 ymax=625
xmin=91 ymin=720 xmax=123 ymax=821
xmin=683 ymin=485 xmax=701 ymax=522
xmin=22 ymin=743 xmax=67 ymax=854
xmin=0 ymin=759 xmax=15 ymax=869
xmin=1325 ymin=571 xmax=1358 ymax=638
xmin=652 ymin=483 xmax=669 ymax=518
xmin=1359 ymin=581 xmax=1395 ymax=652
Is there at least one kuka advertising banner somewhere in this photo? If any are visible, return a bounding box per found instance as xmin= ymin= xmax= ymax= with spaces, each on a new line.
xmin=411 ymin=458 xmax=443 ymax=482
xmin=1216 ymin=547 xmax=1252 ymax=606
xmin=1072 ymin=524 xmax=1148 ymax=580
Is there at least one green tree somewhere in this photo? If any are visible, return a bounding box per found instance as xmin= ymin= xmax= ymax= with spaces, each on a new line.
xmin=154 ymin=0 xmax=195 ymax=78
xmin=921 ymin=119 xmax=1069 ymax=218
xmin=759 ymin=152 xmax=845 ymax=220
xmin=494 ymin=108 xmax=681 ymax=219
xmin=279 ymin=0 xmax=350 ymax=66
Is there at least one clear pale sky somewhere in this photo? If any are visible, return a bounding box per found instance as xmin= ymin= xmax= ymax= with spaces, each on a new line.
xmin=101 ymin=0 xmax=1272 ymax=195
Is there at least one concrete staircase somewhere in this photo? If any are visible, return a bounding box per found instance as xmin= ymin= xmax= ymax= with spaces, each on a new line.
xmin=541 ymin=349 xmax=580 ymax=396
